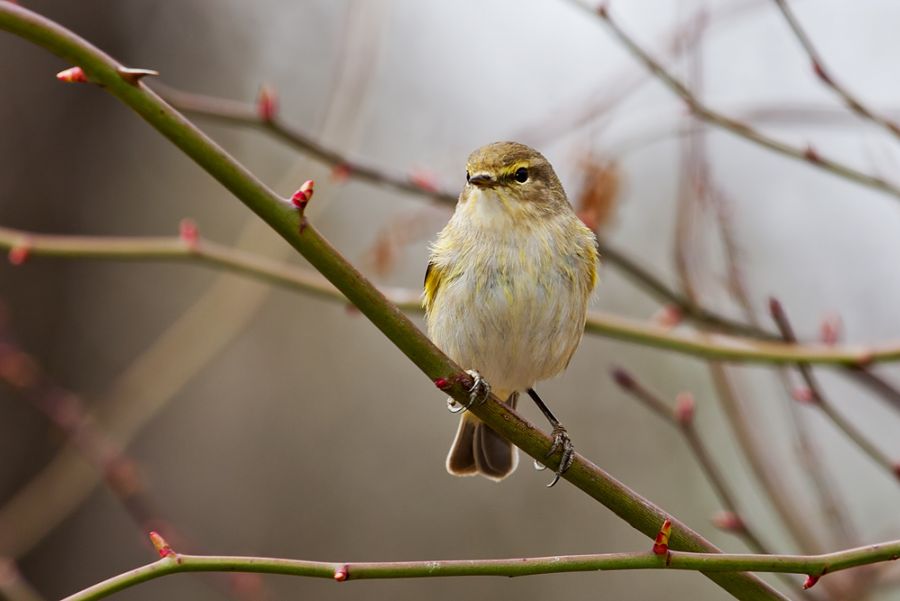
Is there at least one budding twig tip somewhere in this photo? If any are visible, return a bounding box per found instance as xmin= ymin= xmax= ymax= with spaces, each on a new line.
xmin=148 ymin=531 xmax=175 ymax=558
xmin=610 ymin=367 xmax=635 ymax=390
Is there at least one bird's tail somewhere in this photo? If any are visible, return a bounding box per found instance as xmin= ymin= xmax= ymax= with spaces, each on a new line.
xmin=445 ymin=391 xmax=518 ymax=481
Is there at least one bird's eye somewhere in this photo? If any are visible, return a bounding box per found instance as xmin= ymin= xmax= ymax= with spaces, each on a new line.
xmin=466 ymin=170 xmax=470 ymax=183
xmin=514 ymin=167 xmax=529 ymax=183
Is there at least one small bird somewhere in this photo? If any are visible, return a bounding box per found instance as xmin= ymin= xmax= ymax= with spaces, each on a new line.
xmin=423 ymin=141 xmax=599 ymax=485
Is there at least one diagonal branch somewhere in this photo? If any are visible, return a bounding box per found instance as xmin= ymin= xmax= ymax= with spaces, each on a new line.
xmin=771 ymin=0 xmax=900 ymax=140
xmin=0 ymin=4 xmax=789 ymax=600
xmin=568 ymin=1 xmax=900 ymax=202
xmin=769 ymin=298 xmax=899 ymax=479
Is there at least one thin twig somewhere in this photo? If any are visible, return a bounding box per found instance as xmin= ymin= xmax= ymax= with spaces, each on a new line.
xmin=569 ymin=1 xmax=900 ymax=202
xmin=64 ymin=540 xmax=900 ymax=601
xmin=5 ymin=224 xmax=900 ymax=366
xmin=610 ymin=367 xmax=772 ymax=554
xmin=769 ymin=298 xmax=899 ymax=479
xmin=0 ymin=329 xmax=265 ymax=600
xmin=771 ymin=0 xmax=900 ymax=140
xmin=152 ymin=82 xmax=456 ymax=205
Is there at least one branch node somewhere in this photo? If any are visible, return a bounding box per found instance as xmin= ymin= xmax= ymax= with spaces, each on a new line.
xmin=116 ymin=67 xmax=159 ymax=85
xmin=803 ymin=145 xmax=822 ymax=164
xmin=333 ymin=564 xmax=349 ymax=582
xmin=811 ymin=60 xmax=832 ymax=85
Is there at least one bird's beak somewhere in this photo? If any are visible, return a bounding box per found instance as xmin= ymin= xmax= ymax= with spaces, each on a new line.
xmin=468 ymin=173 xmax=496 ymax=188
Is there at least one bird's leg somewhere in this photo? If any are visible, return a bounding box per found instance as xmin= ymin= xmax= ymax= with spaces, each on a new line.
xmin=447 ymin=369 xmax=491 ymax=414
xmin=527 ymin=388 xmax=575 ymax=488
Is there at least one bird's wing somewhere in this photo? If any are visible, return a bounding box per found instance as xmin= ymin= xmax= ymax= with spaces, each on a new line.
xmin=423 ymin=260 xmax=444 ymax=314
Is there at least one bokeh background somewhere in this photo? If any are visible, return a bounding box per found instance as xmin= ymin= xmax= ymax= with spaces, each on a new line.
xmin=1 ymin=1 xmax=899 ymax=600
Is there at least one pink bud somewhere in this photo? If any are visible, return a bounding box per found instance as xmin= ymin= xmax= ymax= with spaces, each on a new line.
xmin=179 ymin=218 xmax=199 ymax=249
xmin=792 ymin=387 xmax=814 ymax=404
xmin=408 ymin=169 xmax=438 ymax=193
xmin=257 ymin=84 xmax=278 ymax=122
xmin=291 ymin=180 xmax=315 ymax=210
xmin=803 ymin=575 xmax=819 ymax=590
xmin=819 ymin=313 xmax=842 ymax=345
xmin=333 ymin=565 xmax=349 ymax=581
xmin=711 ymin=511 xmax=745 ymax=532
xmin=331 ymin=164 xmax=352 ymax=182
xmin=148 ymin=531 xmax=175 ymax=558
xmin=652 ymin=304 xmax=683 ymax=328
xmin=56 ymin=66 xmax=87 ymax=83
xmin=674 ymin=392 xmax=695 ymax=425
xmin=8 ymin=244 xmax=29 ymax=266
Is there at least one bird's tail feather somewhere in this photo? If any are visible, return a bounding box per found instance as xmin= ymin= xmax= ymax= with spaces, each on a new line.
xmin=445 ymin=391 xmax=518 ymax=481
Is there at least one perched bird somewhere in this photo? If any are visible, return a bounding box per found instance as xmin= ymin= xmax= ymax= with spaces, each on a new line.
xmin=423 ymin=141 xmax=599 ymax=485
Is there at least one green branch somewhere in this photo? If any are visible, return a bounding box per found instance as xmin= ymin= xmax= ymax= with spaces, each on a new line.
xmin=65 ymin=540 xmax=900 ymax=601
xmin=0 ymin=4 xmax=785 ymax=600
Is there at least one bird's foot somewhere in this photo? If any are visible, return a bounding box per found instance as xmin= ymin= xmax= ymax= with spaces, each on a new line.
xmin=447 ymin=369 xmax=491 ymax=414
xmin=544 ymin=424 xmax=575 ymax=488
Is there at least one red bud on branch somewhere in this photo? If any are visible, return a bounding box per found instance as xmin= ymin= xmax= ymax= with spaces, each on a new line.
xmin=179 ymin=218 xmax=199 ymax=249
xmin=56 ymin=66 xmax=87 ymax=83
xmin=8 ymin=242 xmax=30 ymax=266
xmin=652 ymin=518 xmax=672 ymax=555
xmin=291 ymin=180 xmax=315 ymax=210
xmin=408 ymin=169 xmax=438 ymax=193
xmin=711 ymin=511 xmax=745 ymax=532
xmin=257 ymin=84 xmax=278 ymax=122
xmin=819 ymin=313 xmax=842 ymax=345
xmin=148 ymin=531 xmax=175 ymax=558
xmin=331 ymin=163 xmax=352 ymax=182
xmin=334 ymin=565 xmax=349 ymax=581
xmin=653 ymin=304 xmax=683 ymax=328
xmin=674 ymin=392 xmax=695 ymax=425
xmin=802 ymin=575 xmax=819 ymax=590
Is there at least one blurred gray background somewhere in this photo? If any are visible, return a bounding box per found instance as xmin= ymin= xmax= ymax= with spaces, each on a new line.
xmin=1 ymin=1 xmax=899 ymax=600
